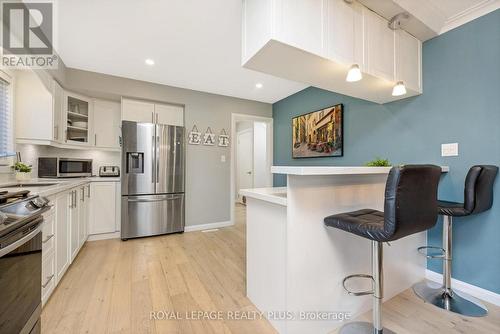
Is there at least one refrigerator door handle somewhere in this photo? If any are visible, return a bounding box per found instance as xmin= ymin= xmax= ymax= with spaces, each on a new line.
xmin=127 ymin=195 xmax=183 ymax=203
xmin=156 ymin=135 xmax=160 ymax=184
xmin=152 ymin=135 xmax=156 ymax=184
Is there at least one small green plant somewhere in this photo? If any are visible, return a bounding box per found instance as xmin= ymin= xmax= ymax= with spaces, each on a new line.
xmin=365 ymin=157 xmax=391 ymax=167
xmin=12 ymin=162 xmax=32 ymax=173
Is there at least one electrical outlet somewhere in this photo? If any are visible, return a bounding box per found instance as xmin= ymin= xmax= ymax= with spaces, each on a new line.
xmin=441 ymin=143 xmax=458 ymax=157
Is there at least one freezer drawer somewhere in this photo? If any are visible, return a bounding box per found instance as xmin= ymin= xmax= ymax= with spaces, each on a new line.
xmin=121 ymin=193 xmax=184 ymax=239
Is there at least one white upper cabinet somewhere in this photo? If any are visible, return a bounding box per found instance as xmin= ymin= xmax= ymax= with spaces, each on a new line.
xmin=242 ymin=0 xmax=422 ymax=103
xmin=121 ymin=98 xmax=155 ymax=123
xmin=327 ymin=0 xmax=363 ymax=67
xmin=52 ymin=81 xmax=64 ymax=142
xmin=275 ymin=0 xmax=327 ymax=57
xmin=15 ymin=70 xmax=54 ymax=141
xmin=363 ymin=8 xmax=395 ymax=82
xmin=93 ymin=99 xmax=121 ymax=149
xmin=395 ymin=29 xmax=422 ymax=92
xmin=122 ymin=98 xmax=184 ymax=126
xmin=154 ymin=103 xmax=184 ymax=126
xmin=63 ymin=91 xmax=94 ymax=146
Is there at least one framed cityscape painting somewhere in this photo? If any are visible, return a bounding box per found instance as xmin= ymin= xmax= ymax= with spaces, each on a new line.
xmin=292 ymin=104 xmax=343 ymax=158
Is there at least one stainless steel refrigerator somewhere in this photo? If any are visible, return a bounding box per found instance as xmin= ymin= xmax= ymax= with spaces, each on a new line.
xmin=121 ymin=121 xmax=185 ymax=240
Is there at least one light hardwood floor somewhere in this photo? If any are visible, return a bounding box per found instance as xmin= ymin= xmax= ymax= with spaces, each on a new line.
xmin=43 ymin=204 xmax=500 ymax=334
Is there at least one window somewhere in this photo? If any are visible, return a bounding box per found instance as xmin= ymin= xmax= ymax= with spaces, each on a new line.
xmin=0 ymin=70 xmax=14 ymax=159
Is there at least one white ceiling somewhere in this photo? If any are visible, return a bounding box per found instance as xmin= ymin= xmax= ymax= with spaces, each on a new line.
xmin=55 ymin=0 xmax=306 ymax=104
xmin=55 ymin=0 xmax=498 ymax=104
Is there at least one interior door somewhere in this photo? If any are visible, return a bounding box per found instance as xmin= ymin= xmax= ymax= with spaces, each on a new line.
xmin=237 ymin=130 xmax=254 ymax=200
xmin=156 ymin=125 xmax=185 ymax=194
xmin=121 ymin=194 xmax=185 ymax=239
xmin=121 ymin=121 xmax=156 ymax=196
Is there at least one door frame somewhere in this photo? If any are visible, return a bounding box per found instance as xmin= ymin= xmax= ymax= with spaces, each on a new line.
xmin=236 ymin=127 xmax=254 ymax=203
xmin=230 ymin=113 xmax=273 ymax=225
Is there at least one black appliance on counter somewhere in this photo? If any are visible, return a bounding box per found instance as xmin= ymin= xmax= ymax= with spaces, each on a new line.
xmin=38 ymin=157 xmax=92 ymax=178
xmin=0 ymin=194 xmax=50 ymax=334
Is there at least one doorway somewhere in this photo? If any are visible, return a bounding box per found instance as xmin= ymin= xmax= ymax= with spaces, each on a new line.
xmin=230 ymin=114 xmax=273 ymax=224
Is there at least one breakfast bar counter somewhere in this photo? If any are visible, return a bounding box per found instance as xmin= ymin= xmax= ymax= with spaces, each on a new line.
xmin=240 ymin=166 xmax=448 ymax=334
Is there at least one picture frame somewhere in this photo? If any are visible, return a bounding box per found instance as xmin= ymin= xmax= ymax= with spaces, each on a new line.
xmin=292 ymin=104 xmax=343 ymax=159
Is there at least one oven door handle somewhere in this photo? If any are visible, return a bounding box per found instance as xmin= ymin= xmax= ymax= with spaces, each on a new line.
xmin=0 ymin=220 xmax=42 ymax=258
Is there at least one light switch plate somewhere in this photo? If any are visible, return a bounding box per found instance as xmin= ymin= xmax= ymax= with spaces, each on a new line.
xmin=441 ymin=143 xmax=459 ymax=157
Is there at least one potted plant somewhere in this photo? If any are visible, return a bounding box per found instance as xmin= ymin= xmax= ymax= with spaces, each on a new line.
xmin=365 ymin=157 xmax=391 ymax=167
xmin=12 ymin=162 xmax=33 ymax=181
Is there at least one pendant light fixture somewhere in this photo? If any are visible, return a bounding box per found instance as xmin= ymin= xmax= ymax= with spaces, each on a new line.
xmin=392 ymin=81 xmax=407 ymax=96
xmin=346 ymin=64 xmax=362 ymax=82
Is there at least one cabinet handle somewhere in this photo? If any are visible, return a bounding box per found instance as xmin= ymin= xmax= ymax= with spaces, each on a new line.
xmin=156 ymin=113 xmax=158 ymax=124
xmin=87 ymin=184 xmax=91 ymax=198
xmin=152 ymin=111 xmax=154 ymax=123
xmin=95 ymin=134 xmax=97 ymax=146
xmin=54 ymin=125 xmax=58 ymax=140
xmin=69 ymin=192 xmax=73 ymax=208
xmin=42 ymin=234 xmax=54 ymax=243
xmin=65 ymin=130 xmax=68 ymax=143
xmin=81 ymin=187 xmax=85 ymax=202
xmin=42 ymin=275 xmax=54 ymax=288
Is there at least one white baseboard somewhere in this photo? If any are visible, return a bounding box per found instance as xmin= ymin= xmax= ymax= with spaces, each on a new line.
xmin=87 ymin=231 xmax=121 ymax=241
xmin=425 ymin=269 xmax=500 ymax=306
xmin=185 ymin=221 xmax=233 ymax=232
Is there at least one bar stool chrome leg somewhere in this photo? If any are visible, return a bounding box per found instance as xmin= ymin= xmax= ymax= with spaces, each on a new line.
xmin=340 ymin=241 xmax=395 ymax=334
xmin=413 ymin=216 xmax=488 ymax=317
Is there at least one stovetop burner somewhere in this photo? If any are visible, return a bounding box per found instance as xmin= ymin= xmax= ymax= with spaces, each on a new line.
xmin=0 ymin=190 xmax=31 ymax=204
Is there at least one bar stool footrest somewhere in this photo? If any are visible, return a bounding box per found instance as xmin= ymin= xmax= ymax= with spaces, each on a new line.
xmin=342 ymin=274 xmax=374 ymax=296
xmin=417 ymin=246 xmax=445 ymax=259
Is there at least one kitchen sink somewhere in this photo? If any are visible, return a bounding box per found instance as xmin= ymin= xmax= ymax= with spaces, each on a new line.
xmin=1 ymin=183 xmax=58 ymax=188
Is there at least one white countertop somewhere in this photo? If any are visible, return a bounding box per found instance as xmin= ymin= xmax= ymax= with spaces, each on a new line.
xmin=239 ymin=187 xmax=287 ymax=206
xmin=0 ymin=177 xmax=120 ymax=198
xmin=271 ymin=165 xmax=450 ymax=175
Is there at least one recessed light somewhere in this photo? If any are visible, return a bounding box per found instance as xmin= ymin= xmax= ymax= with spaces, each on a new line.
xmin=255 ymin=83 xmax=263 ymax=89
xmin=145 ymin=58 xmax=155 ymax=66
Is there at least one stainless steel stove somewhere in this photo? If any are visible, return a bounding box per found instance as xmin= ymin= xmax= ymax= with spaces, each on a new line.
xmin=0 ymin=194 xmax=50 ymax=334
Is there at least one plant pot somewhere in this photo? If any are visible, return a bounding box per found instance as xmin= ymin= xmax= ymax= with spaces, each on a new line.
xmin=15 ymin=172 xmax=32 ymax=181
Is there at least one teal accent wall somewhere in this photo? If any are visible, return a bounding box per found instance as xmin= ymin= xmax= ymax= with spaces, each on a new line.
xmin=272 ymin=10 xmax=500 ymax=293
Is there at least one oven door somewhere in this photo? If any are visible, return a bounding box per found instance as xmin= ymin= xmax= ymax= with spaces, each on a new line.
xmin=0 ymin=217 xmax=43 ymax=334
xmin=58 ymin=158 xmax=92 ymax=177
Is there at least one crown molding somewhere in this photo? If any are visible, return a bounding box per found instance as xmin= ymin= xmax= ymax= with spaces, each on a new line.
xmin=440 ymin=0 xmax=500 ymax=34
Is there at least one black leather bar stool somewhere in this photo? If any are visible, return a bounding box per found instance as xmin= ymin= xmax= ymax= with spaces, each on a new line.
xmin=413 ymin=165 xmax=498 ymax=317
xmin=324 ymin=165 xmax=441 ymax=334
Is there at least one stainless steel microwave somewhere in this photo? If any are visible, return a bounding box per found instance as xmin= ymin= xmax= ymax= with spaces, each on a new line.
xmin=38 ymin=158 xmax=92 ymax=178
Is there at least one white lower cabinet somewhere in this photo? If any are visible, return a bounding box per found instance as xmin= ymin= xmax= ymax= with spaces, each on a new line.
xmin=69 ymin=189 xmax=80 ymax=262
xmin=41 ymin=199 xmax=56 ymax=307
xmin=55 ymin=192 xmax=70 ymax=283
xmin=43 ymin=181 xmax=118 ymax=307
xmin=89 ymin=182 xmax=117 ymax=235
xmin=41 ymin=250 xmax=56 ymax=306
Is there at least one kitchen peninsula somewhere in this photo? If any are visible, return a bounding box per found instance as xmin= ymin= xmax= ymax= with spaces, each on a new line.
xmin=240 ymin=166 xmax=449 ymax=334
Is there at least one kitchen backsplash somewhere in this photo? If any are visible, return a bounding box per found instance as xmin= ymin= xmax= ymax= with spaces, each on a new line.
xmin=17 ymin=144 xmax=120 ymax=177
